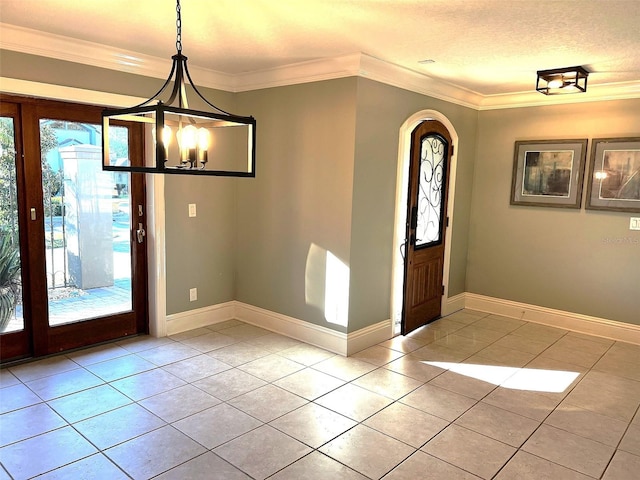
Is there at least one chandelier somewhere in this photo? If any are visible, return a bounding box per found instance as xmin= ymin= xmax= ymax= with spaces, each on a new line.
xmin=102 ymin=0 xmax=256 ymax=176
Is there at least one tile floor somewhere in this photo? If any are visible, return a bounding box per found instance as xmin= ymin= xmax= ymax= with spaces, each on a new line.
xmin=1 ymin=309 xmax=639 ymax=479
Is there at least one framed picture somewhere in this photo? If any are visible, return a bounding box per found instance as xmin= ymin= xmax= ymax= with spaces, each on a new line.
xmin=586 ymin=137 xmax=640 ymax=213
xmin=511 ymin=139 xmax=588 ymax=208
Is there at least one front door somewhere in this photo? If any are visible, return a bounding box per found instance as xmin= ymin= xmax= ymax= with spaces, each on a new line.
xmin=0 ymin=96 xmax=148 ymax=362
xmin=402 ymin=120 xmax=453 ymax=335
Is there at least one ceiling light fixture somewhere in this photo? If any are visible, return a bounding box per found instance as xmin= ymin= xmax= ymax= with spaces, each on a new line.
xmin=536 ymin=66 xmax=589 ymax=95
xmin=102 ymin=0 xmax=256 ymax=176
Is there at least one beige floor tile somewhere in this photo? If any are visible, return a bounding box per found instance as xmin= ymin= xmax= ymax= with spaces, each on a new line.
xmin=0 ymin=370 xmax=20 ymax=388
xmin=25 ymin=368 xmax=103 ymax=401
xmin=351 ymin=345 xmax=405 ymax=366
xmin=270 ymin=403 xmax=357 ymax=448
xmin=228 ymin=384 xmax=307 ymax=422
xmin=602 ymin=450 xmax=640 ymax=480
xmin=205 ymin=319 xmax=243 ymax=331
xmin=495 ymin=450 xmax=593 ymax=480
xmin=311 ymin=355 xmax=378 ymax=382
xmin=160 ymin=354 xmax=232 ymax=383
xmin=499 ymin=363 xmax=581 ymax=395
xmin=444 ymin=310 xmax=487 ymax=325
xmin=73 ymin=403 xmax=165 ymax=450
xmin=545 ymin=402 xmax=628 ymax=447
xmin=104 ymin=425 xmax=206 ymax=479
xmin=48 ymin=384 xmax=132 ymax=423
xmin=154 ymin=452 xmax=251 ymax=480
xmin=455 ymin=402 xmax=540 ymax=447
xmin=428 ymin=369 xmax=497 ymax=400
xmin=192 ymin=368 xmax=267 ymax=400
xmin=168 ymin=327 xmax=212 ymax=342
xmin=0 ymin=383 xmax=43 ymax=414
xmin=0 ymin=426 xmax=97 ymax=480
xmin=620 ymin=424 xmax=640 ymax=456
xmin=237 ymin=353 xmax=305 ymax=382
xmin=205 ymin=342 xmax=271 ymax=367
xmin=475 ymin=344 xmax=536 ymax=366
xmin=66 ymin=343 xmax=131 ymax=367
xmin=352 ymin=368 xmax=423 ymax=399
xmin=173 ymin=403 xmax=262 ymax=449
xmin=454 ymin=324 xmax=508 ymax=343
xmin=0 ymin=403 xmax=66 ymax=447
xmin=116 ymin=335 xmax=174 ymax=353
xmin=364 ymin=402 xmax=448 ymax=448
xmin=433 ymin=333 xmax=492 ymax=355
xmin=422 ymin=424 xmax=515 ymax=479
xmin=410 ymin=343 xmax=471 ymax=363
xmin=277 ymin=343 xmax=336 ymax=366
xmin=36 ymin=453 xmax=130 ymax=480
xmin=510 ymin=322 xmax=567 ymax=343
xmin=246 ymin=333 xmax=303 ymax=352
xmin=269 ymin=451 xmax=367 ymax=480
xmin=8 ymin=356 xmax=80 ymax=383
xmin=273 ymin=368 xmax=345 ymax=400
xmin=84 ymin=354 xmax=157 ymax=382
xmin=550 ymin=334 xmax=612 ymax=356
xmin=315 ymin=383 xmax=393 ymax=422
xmin=472 ymin=314 xmax=525 ymax=333
xmin=214 ymin=425 xmax=311 ymax=479
xmin=111 ymin=368 xmax=186 ymax=401
xmin=400 ymin=383 xmax=476 ymax=421
xmin=378 ymin=336 xmax=427 ymax=353
xmin=522 ymin=424 xmax=615 ymax=478
xmin=492 ymin=333 xmax=554 ymax=355
xmin=216 ymin=324 xmax=271 ymax=340
xmin=170 ymin=338 xmax=236 ymax=364
xmin=384 ymin=354 xmax=446 ymax=382
xmin=135 ymin=342 xmax=202 ymax=365
xmin=139 ymin=384 xmax=220 ymax=423
xmin=320 ymin=424 xmax=415 ymax=479
xmin=382 ymin=451 xmax=482 ymax=480
xmin=483 ymin=387 xmax=561 ymax=421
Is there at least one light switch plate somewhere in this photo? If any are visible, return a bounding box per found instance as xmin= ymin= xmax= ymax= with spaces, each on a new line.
xmin=630 ymin=217 xmax=640 ymax=231
xmin=188 ymin=203 xmax=197 ymax=218
xmin=189 ymin=288 xmax=197 ymax=301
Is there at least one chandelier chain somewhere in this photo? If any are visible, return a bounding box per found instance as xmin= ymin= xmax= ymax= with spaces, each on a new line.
xmin=176 ymin=0 xmax=182 ymax=53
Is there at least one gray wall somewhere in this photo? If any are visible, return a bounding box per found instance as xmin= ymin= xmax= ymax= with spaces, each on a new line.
xmin=235 ymin=78 xmax=358 ymax=333
xmin=348 ymin=78 xmax=478 ymax=331
xmin=470 ymin=99 xmax=640 ymax=324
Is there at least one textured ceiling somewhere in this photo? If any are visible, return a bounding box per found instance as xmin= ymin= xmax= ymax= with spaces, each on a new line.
xmin=1 ymin=0 xmax=639 ymax=96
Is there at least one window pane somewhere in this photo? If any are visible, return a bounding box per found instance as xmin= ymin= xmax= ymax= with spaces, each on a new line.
xmin=0 ymin=116 xmax=24 ymax=333
xmin=40 ymin=119 xmax=133 ymax=326
xmin=415 ymin=134 xmax=447 ymax=248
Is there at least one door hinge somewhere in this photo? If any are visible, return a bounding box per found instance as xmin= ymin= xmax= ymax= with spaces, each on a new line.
xmin=451 ymin=144 xmax=455 ymax=156
xmin=446 ymin=216 xmax=450 ymax=227
xmin=442 ymin=285 xmax=445 ymax=295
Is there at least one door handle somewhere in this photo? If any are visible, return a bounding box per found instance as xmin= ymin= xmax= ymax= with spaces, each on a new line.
xmin=410 ymin=206 xmax=418 ymax=229
xmin=136 ymin=223 xmax=146 ymax=243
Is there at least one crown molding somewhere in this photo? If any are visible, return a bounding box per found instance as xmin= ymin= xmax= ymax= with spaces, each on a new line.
xmin=2 ymin=23 xmax=639 ymax=110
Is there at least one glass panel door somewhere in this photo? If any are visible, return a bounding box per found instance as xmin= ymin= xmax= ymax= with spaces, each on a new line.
xmin=415 ymin=134 xmax=447 ymax=248
xmin=39 ymin=119 xmax=133 ymax=326
xmin=0 ymin=115 xmax=24 ymax=334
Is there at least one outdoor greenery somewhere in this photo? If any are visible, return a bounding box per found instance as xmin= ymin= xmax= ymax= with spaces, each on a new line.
xmin=0 ymin=232 xmax=20 ymax=331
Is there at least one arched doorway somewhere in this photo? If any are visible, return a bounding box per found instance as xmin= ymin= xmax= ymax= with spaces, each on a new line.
xmin=391 ymin=111 xmax=459 ymax=335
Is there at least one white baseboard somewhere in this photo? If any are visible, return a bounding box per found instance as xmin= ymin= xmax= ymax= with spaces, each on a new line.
xmin=165 ymin=301 xmax=236 ymax=336
xmin=464 ymin=293 xmax=640 ymax=345
xmin=443 ymin=293 xmax=466 ymax=316
xmin=234 ymin=302 xmax=392 ymax=355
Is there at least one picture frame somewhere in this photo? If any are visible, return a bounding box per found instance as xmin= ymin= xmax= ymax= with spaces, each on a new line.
xmin=585 ymin=137 xmax=640 ymax=213
xmin=510 ymin=139 xmax=588 ymax=208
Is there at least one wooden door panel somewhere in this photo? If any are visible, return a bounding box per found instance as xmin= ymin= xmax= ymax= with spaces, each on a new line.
xmin=403 ymin=120 xmax=452 ymax=335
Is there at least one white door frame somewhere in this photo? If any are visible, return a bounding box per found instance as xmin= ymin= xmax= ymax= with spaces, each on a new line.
xmin=391 ymin=110 xmax=459 ymax=334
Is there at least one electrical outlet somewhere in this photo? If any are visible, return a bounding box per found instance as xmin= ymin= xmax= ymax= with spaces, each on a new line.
xmin=189 ymin=203 xmax=197 ymax=218
xmin=630 ymin=217 xmax=640 ymax=231
xmin=189 ymin=288 xmax=197 ymax=301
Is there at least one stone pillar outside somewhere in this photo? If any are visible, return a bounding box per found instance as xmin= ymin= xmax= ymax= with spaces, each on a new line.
xmin=61 ymin=145 xmax=114 ymax=289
